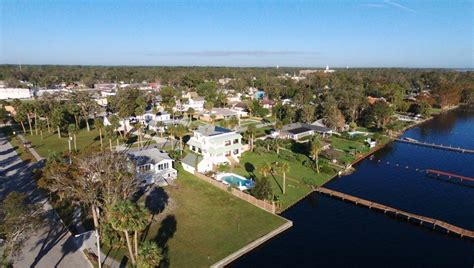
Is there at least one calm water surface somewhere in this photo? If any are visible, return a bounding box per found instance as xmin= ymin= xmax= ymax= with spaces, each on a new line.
xmin=230 ymin=109 xmax=474 ymax=267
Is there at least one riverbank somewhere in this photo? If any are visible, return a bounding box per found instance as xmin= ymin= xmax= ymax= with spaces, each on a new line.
xmin=229 ymin=107 xmax=474 ymax=267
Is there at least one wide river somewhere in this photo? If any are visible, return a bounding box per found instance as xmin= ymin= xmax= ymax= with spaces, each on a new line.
xmin=230 ymin=108 xmax=474 ymax=267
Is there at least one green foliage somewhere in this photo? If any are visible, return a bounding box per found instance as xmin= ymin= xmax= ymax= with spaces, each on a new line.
xmin=251 ymin=177 xmax=273 ymax=200
xmin=278 ymin=149 xmax=296 ymax=162
xmin=137 ymin=241 xmax=163 ymax=268
xmin=0 ymin=192 xmax=42 ymax=259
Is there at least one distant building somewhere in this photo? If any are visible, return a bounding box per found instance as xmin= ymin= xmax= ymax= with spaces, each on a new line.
xmin=279 ymin=123 xmax=332 ymax=140
xmin=182 ymin=126 xmax=244 ymax=173
xmin=324 ymin=65 xmax=335 ymax=73
xmin=180 ymin=92 xmax=205 ymax=111
xmin=0 ymin=88 xmax=32 ymax=100
xmin=199 ymin=108 xmax=246 ymax=122
xmin=261 ymin=97 xmax=276 ymax=110
xmin=94 ymin=83 xmax=118 ymax=91
xmin=255 ymin=90 xmax=265 ymax=100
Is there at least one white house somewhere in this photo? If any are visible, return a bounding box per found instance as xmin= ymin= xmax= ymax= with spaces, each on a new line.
xmin=182 ymin=126 xmax=244 ymax=173
xmin=128 ymin=148 xmax=177 ymax=186
xmin=280 ymin=122 xmax=333 ymax=140
xmin=179 ymin=92 xmax=205 ymax=112
xmin=0 ymin=88 xmax=32 ymax=100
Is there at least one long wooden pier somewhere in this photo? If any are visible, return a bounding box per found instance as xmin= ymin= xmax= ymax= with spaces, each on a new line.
xmin=315 ymin=187 xmax=474 ymax=239
xmin=395 ymin=138 xmax=474 ymax=154
xmin=426 ymin=169 xmax=474 ymax=183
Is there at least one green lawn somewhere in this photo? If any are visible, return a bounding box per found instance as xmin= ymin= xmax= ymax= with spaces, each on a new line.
xmin=330 ymin=136 xmax=368 ymax=153
xmin=233 ymin=151 xmax=333 ymax=211
xmin=135 ymin=167 xmax=287 ymax=268
xmin=24 ymin=128 xmax=103 ymax=158
xmin=429 ymin=107 xmax=443 ymax=115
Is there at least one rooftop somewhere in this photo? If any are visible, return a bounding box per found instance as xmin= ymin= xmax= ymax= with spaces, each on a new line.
xmin=195 ymin=125 xmax=233 ymax=136
xmin=181 ymin=152 xmax=203 ymax=168
xmin=128 ymin=147 xmax=173 ymax=166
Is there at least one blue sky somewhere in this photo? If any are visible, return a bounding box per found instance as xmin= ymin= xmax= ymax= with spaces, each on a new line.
xmin=1 ymin=0 xmax=472 ymax=67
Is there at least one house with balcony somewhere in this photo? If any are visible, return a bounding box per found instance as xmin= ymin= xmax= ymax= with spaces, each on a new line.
xmin=128 ymin=147 xmax=177 ymax=186
xmin=182 ymin=125 xmax=244 ymax=173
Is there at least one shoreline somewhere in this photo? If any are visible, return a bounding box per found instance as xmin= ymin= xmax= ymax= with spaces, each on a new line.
xmin=217 ymin=108 xmax=455 ymax=267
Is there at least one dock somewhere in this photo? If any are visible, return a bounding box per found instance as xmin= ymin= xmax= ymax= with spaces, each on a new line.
xmin=315 ymin=187 xmax=474 ymax=240
xmin=395 ymin=138 xmax=474 ymax=154
xmin=426 ymin=169 xmax=474 ymax=183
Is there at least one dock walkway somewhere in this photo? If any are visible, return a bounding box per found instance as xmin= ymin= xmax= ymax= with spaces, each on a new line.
xmin=315 ymin=187 xmax=474 ymax=239
xmin=395 ymin=138 xmax=474 ymax=154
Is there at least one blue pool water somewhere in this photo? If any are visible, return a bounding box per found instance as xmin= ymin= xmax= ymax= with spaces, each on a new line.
xmin=223 ymin=175 xmax=254 ymax=188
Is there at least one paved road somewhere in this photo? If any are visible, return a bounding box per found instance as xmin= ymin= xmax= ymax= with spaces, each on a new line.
xmin=0 ymin=133 xmax=91 ymax=268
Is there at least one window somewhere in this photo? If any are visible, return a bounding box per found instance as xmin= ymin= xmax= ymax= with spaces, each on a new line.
xmin=233 ymin=139 xmax=239 ymax=144
xmin=198 ymin=148 xmax=202 ymax=154
xmin=225 ymin=140 xmax=231 ymax=146
xmin=138 ymin=164 xmax=151 ymax=173
xmin=192 ymin=146 xmax=196 ymax=151
xmin=225 ymin=151 xmax=231 ymax=156
xmin=233 ymin=149 xmax=239 ymax=155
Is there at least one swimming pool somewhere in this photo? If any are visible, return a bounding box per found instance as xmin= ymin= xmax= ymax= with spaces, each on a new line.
xmin=216 ymin=173 xmax=255 ymax=190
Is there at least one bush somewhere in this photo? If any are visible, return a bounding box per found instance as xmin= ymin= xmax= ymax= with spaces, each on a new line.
xmin=254 ymin=146 xmax=269 ymax=155
xmin=295 ymin=153 xmax=308 ymax=162
xmin=319 ymin=164 xmax=336 ymax=175
xmin=251 ymin=177 xmax=273 ymax=200
xmin=278 ymin=150 xmax=296 ymax=162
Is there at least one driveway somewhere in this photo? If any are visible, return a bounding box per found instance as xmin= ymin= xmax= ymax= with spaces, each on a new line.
xmin=0 ymin=133 xmax=91 ymax=268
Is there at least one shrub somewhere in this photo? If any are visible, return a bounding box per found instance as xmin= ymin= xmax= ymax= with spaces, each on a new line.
xmin=278 ymin=150 xmax=296 ymax=162
xmin=251 ymin=177 xmax=273 ymax=200
xmin=319 ymin=164 xmax=336 ymax=175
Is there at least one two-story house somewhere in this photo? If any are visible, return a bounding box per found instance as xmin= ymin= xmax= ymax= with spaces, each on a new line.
xmin=128 ymin=147 xmax=177 ymax=186
xmin=178 ymin=92 xmax=205 ymax=112
xmin=182 ymin=125 xmax=244 ymax=173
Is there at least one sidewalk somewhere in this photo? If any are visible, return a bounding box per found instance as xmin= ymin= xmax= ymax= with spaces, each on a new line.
xmin=16 ymin=133 xmax=44 ymax=161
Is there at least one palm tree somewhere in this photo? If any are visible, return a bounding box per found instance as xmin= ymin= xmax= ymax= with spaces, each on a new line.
xmin=104 ymin=125 xmax=116 ymax=151
xmin=109 ymin=114 xmax=122 ymax=138
xmin=210 ymin=114 xmax=217 ymax=125
xmin=38 ymin=120 xmax=46 ymax=140
xmin=131 ymin=206 xmax=150 ymax=260
xmin=310 ymin=135 xmax=323 ymax=173
xmin=228 ymin=116 xmax=239 ymax=130
xmin=95 ymin=118 xmax=105 ymax=149
xmin=137 ymin=241 xmax=162 ymax=268
xmin=186 ymin=107 xmax=195 ymax=124
xmin=133 ymin=121 xmax=143 ymax=149
xmin=245 ymin=124 xmax=257 ymax=151
xmin=257 ymin=162 xmax=272 ymax=177
xmin=174 ymin=124 xmax=188 ymax=155
xmin=109 ymin=201 xmax=138 ymax=265
xmin=68 ymin=124 xmax=78 ymax=151
xmin=276 ymin=162 xmax=289 ymax=194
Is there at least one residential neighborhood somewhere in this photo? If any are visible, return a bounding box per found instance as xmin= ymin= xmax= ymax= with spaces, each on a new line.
xmin=1 ymin=1 xmax=473 ymax=267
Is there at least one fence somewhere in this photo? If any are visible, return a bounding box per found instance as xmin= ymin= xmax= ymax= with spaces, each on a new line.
xmin=194 ymin=172 xmax=276 ymax=214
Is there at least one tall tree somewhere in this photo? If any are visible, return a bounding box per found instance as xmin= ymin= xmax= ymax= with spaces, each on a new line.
xmin=276 ymin=161 xmax=289 ymax=195
xmin=310 ymin=135 xmax=323 ymax=173
xmin=95 ymin=118 xmax=105 ymax=149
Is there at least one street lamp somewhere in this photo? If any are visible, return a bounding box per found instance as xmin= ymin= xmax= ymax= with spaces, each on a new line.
xmin=68 ymin=137 xmax=73 ymax=164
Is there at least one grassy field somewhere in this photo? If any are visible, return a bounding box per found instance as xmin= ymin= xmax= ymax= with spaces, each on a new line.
xmin=103 ymin=167 xmax=286 ymax=268
xmin=429 ymin=107 xmax=443 ymax=115
xmin=330 ymin=136 xmax=368 ymax=153
xmin=24 ymin=128 xmax=102 ymax=158
xmin=232 ymin=151 xmax=333 ymax=211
